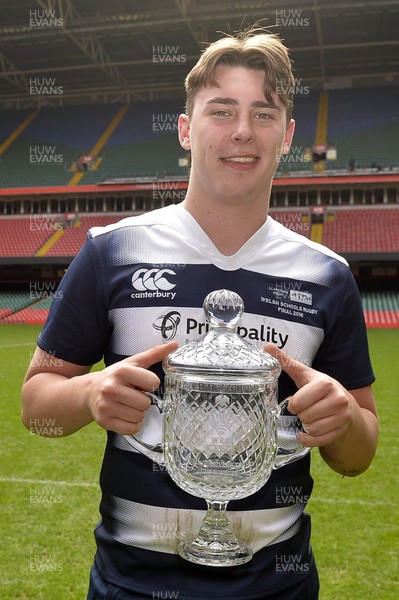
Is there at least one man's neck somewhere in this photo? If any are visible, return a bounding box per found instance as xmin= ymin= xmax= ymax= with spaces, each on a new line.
xmin=181 ymin=194 xmax=270 ymax=256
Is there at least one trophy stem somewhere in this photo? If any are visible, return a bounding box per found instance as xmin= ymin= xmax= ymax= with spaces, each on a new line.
xmin=177 ymin=500 xmax=253 ymax=567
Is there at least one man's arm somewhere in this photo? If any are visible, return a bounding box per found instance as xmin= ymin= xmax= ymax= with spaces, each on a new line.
xmin=265 ymin=344 xmax=378 ymax=477
xmin=22 ymin=343 xmax=177 ymax=437
xmin=317 ymin=385 xmax=378 ymax=476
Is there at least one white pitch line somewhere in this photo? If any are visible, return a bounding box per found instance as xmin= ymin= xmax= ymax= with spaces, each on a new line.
xmin=310 ymin=496 xmax=398 ymax=507
xmin=0 ymin=477 xmax=98 ymax=488
xmin=0 ymin=477 xmax=397 ymax=506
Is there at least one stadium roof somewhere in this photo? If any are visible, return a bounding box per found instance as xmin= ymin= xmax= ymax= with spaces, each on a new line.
xmin=0 ymin=0 xmax=398 ymax=109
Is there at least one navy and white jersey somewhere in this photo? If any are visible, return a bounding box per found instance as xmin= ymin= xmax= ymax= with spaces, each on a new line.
xmin=38 ymin=204 xmax=375 ymax=599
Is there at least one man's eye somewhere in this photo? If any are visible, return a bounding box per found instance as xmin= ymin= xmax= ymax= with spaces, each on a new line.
xmin=213 ymin=110 xmax=231 ymax=117
xmin=255 ymin=113 xmax=272 ymax=120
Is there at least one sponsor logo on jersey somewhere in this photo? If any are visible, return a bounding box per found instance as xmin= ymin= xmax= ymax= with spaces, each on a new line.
xmin=289 ymin=290 xmax=312 ymax=305
xmin=131 ymin=268 xmax=177 ymax=300
xmin=152 ymin=311 xmax=288 ymax=348
xmin=152 ymin=311 xmax=181 ymax=340
xmin=261 ymin=283 xmax=315 ymax=318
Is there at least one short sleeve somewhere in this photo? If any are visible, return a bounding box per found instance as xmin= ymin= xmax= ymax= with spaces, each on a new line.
xmin=38 ymin=239 xmax=110 ymax=365
xmin=312 ymin=270 xmax=375 ymax=390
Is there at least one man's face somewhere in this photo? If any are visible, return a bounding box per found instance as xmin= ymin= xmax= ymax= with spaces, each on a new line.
xmin=179 ymin=65 xmax=295 ymax=208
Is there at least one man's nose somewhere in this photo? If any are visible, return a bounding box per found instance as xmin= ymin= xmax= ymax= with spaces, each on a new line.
xmin=231 ymin=115 xmax=255 ymax=143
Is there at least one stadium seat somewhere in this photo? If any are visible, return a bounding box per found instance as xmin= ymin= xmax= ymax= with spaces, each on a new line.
xmin=322 ymin=208 xmax=399 ymax=253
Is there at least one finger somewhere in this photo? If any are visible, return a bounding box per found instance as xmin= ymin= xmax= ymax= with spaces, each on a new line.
xmin=297 ymin=425 xmax=348 ymax=448
xmin=289 ymin=379 xmax=330 ymax=414
xmin=107 ymin=415 xmax=147 ymax=436
xmin=296 ymin=391 xmax=343 ymax=424
xmin=116 ymin=342 xmax=179 ymax=392
xmin=115 ymin=364 xmax=161 ymax=395
xmin=115 ymin=387 xmax=152 ymax=413
xmin=264 ymin=343 xmax=314 ymax=389
xmin=114 ymin=393 xmax=150 ymax=423
xmin=94 ymin=382 xmax=151 ymax=421
xmin=125 ymin=341 xmax=179 ymax=370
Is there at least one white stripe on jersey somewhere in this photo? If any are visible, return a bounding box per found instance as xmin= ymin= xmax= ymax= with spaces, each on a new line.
xmin=109 ymin=306 xmax=323 ymax=365
xmin=110 ymin=494 xmax=304 ymax=555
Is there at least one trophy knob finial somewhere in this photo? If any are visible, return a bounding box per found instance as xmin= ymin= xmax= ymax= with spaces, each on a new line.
xmin=203 ymin=289 xmax=244 ymax=329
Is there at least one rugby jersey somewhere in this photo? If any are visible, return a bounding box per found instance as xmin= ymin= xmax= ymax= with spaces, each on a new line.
xmin=38 ymin=204 xmax=375 ymax=598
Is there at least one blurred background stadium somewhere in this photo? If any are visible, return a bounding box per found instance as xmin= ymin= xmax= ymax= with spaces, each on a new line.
xmin=0 ymin=0 xmax=398 ymax=325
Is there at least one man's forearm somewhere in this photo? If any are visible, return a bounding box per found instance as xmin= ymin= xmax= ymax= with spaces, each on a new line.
xmin=22 ymin=372 xmax=95 ymax=437
xmin=319 ymin=398 xmax=378 ymax=477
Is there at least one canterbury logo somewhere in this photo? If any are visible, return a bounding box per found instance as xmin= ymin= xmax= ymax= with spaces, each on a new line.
xmin=131 ymin=268 xmax=176 ymax=292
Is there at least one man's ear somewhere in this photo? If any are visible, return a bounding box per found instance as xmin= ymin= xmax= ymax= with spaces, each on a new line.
xmin=281 ymin=119 xmax=295 ymax=155
xmin=178 ymin=114 xmax=191 ymax=150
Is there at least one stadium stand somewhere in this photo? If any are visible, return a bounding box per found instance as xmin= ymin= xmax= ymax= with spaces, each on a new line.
xmin=322 ymin=207 xmax=399 ymax=254
xmin=0 ymin=89 xmax=398 ymax=328
xmin=275 ymin=91 xmax=318 ymax=174
xmin=325 ymin=86 xmax=399 ymax=171
xmin=0 ymin=105 xmax=123 ymax=188
xmin=362 ymin=291 xmax=399 ymax=328
xmin=0 ymin=216 xmax=55 ymax=256
xmin=44 ymin=214 xmax=122 ymax=256
xmin=0 ymin=293 xmax=52 ymax=325
xmin=0 ymin=214 xmax=124 ymax=258
xmin=1 ymin=88 xmax=398 ymax=186
xmin=0 ymin=290 xmax=41 ymax=318
xmin=0 ymin=100 xmax=186 ymax=188
xmin=81 ymin=99 xmax=185 ymax=182
xmin=1 ymin=208 xmax=398 ymax=258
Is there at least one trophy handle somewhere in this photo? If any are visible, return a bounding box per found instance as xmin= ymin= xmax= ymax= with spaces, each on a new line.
xmin=273 ymin=398 xmax=311 ymax=469
xmin=123 ymin=392 xmax=165 ymax=465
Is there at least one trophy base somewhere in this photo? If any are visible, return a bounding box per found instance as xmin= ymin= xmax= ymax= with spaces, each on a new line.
xmin=178 ymin=535 xmax=253 ymax=567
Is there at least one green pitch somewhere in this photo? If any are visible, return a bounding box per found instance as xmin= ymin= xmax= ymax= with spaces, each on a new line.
xmin=0 ymin=325 xmax=397 ymax=599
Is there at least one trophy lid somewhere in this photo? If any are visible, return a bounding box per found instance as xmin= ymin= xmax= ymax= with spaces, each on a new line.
xmin=163 ymin=289 xmax=281 ymax=376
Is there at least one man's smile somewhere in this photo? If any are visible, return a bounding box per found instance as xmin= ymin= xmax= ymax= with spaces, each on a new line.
xmin=221 ymin=154 xmax=260 ymax=168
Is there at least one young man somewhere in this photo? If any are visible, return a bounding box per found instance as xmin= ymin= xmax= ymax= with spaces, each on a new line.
xmin=22 ymin=28 xmax=378 ymax=599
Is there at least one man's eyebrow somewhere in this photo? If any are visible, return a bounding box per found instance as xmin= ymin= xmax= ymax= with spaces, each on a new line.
xmin=252 ymin=100 xmax=280 ymax=110
xmin=206 ymin=97 xmax=238 ymax=106
xmin=206 ymin=96 xmax=280 ymax=110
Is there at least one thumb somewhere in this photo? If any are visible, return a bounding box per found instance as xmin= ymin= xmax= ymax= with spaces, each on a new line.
xmin=264 ymin=343 xmax=314 ymax=389
xmin=125 ymin=341 xmax=179 ymax=370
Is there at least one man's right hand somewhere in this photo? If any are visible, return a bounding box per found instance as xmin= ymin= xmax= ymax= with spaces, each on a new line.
xmin=22 ymin=342 xmax=178 ymax=437
xmin=87 ymin=342 xmax=178 ymax=435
